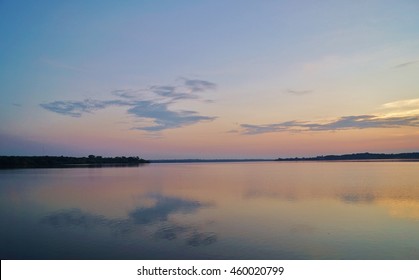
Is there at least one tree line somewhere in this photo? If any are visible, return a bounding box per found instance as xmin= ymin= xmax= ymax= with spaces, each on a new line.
xmin=276 ymin=152 xmax=419 ymax=161
xmin=0 ymin=155 xmax=149 ymax=169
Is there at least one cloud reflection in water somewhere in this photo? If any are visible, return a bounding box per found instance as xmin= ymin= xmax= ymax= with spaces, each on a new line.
xmin=41 ymin=194 xmax=217 ymax=247
xmin=129 ymin=194 xmax=202 ymax=224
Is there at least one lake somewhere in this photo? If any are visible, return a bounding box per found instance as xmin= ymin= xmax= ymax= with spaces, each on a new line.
xmin=1 ymin=162 xmax=418 ymax=259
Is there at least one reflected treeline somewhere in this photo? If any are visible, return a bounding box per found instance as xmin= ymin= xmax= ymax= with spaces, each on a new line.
xmin=244 ymin=189 xmax=297 ymax=201
xmin=244 ymin=187 xmax=418 ymax=204
xmin=244 ymin=186 xmax=419 ymax=220
xmin=340 ymin=193 xmax=375 ymax=204
xmin=244 ymin=188 xmax=385 ymax=204
xmin=40 ymin=194 xmax=217 ymax=247
xmin=0 ymin=155 xmax=149 ymax=169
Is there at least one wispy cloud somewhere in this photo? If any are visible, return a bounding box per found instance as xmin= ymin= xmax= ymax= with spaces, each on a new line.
xmin=40 ymin=99 xmax=108 ymax=117
xmin=393 ymin=60 xmax=419 ymax=68
xmin=128 ymin=101 xmax=216 ymax=131
xmin=111 ymin=89 xmax=138 ymax=99
xmin=381 ymin=98 xmax=419 ymax=118
xmin=241 ymin=115 xmax=419 ymax=135
xmin=183 ymin=78 xmax=217 ymax=92
xmin=40 ymin=99 xmax=130 ymax=117
xmin=150 ymin=85 xmax=197 ymax=101
xmin=239 ymin=98 xmax=419 ymax=134
xmin=285 ymin=89 xmax=313 ymax=95
xmin=40 ymin=78 xmax=217 ymax=132
xmin=149 ymin=79 xmax=216 ymax=101
xmin=382 ymin=98 xmax=419 ymax=110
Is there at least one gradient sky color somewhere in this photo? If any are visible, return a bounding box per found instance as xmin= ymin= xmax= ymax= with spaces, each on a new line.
xmin=1 ymin=0 xmax=419 ymax=159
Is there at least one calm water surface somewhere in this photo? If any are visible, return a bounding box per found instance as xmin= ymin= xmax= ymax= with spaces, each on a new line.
xmin=1 ymin=162 xmax=418 ymax=259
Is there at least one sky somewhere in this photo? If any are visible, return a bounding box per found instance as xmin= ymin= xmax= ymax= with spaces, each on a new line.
xmin=1 ymin=0 xmax=419 ymax=159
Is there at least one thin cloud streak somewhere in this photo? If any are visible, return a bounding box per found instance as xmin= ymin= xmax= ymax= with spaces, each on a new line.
xmin=150 ymin=85 xmax=198 ymax=101
xmin=111 ymin=89 xmax=139 ymax=99
xmin=285 ymin=89 xmax=313 ymax=95
xmin=382 ymin=98 xmax=419 ymax=109
xmin=241 ymin=115 xmax=419 ymax=135
xmin=40 ymin=99 xmax=109 ymax=117
xmin=183 ymin=79 xmax=217 ymax=92
xmin=393 ymin=60 xmax=419 ymax=68
xmin=380 ymin=98 xmax=419 ymax=118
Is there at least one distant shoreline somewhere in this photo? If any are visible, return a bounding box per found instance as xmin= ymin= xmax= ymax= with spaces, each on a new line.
xmin=150 ymin=159 xmax=273 ymax=163
xmin=1 ymin=152 xmax=418 ymax=169
xmin=276 ymin=152 xmax=419 ymax=161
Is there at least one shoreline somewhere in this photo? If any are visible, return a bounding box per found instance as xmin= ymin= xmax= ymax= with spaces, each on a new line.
xmin=1 ymin=152 xmax=418 ymax=169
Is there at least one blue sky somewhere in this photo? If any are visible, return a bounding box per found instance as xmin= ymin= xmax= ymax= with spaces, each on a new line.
xmin=1 ymin=0 xmax=419 ymax=158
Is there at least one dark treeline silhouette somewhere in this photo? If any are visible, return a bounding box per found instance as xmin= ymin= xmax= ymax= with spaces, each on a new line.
xmin=0 ymin=155 xmax=149 ymax=169
xmin=276 ymin=152 xmax=419 ymax=161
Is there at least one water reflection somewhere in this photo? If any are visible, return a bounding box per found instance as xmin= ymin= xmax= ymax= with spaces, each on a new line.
xmin=244 ymin=186 xmax=419 ymax=221
xmin=40 ymin=194 xmax=217 ymax=247
xmin=242 ymin=163 xmax=419 ymax=223
xmin=1 ymin=162 xmax=419 ymax=259
xmin=154 ymin=224 xmax=188 ymax=240
xmin=289 ymin=224 xmax=316 ymax=235
xmin=379 ymin=199 xmax=419 ymax=220
xmin=186 ymin=232 xmax=217 ymax=247
xmin=41 ymin=209 xmax=134 ymax=235
xmin=129 ymin=194 xmax=203 ymax=224
xmin=340 ymin=193 xmax=375 ymax=204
